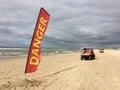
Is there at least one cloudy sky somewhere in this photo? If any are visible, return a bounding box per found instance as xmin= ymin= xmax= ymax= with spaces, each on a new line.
xmin=0 ymin=0 xmax=120 ymax=48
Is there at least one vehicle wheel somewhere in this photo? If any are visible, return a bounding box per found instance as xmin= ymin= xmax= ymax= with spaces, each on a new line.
xmin=93 ymin=55 xmax=95 ymax=59
xmin=89 ymin=56 xmax=92 ymax=60
xmin=81 ymin=57 xmax=83 ymax=60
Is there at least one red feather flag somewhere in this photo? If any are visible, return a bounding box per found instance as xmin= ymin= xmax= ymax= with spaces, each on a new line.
xmin=25 ymin=8 xmax=50 ymax=74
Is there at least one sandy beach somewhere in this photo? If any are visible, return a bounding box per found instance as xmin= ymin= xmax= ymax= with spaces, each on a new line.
xmin=0 ymin=49 xmax=120 ymax=90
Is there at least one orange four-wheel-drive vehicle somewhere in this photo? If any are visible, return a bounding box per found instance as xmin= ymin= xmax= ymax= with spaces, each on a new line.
xmin=80 ymin=48 xmax=95 ymax=60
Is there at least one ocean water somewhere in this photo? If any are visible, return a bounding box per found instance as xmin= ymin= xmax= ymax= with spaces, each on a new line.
xmin=0 ymin=48 xmax=79 ymax=58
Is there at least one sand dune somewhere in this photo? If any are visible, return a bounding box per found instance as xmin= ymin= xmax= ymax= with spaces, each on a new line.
xmin=0 ymin=49 xmax=120 ymax=90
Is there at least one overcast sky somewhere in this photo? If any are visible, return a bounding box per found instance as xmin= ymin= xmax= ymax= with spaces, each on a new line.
xmin=0 ymin=0 xmax=120 ymax=48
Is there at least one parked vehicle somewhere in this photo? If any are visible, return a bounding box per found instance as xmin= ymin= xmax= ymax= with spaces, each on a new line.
xmin=81 ymin=48 xmax=95 ymax=60
xmin=99 ymin=49 xmax=104 ymax=53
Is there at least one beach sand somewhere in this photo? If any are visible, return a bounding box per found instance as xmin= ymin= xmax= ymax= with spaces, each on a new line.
xmin=0 ymin=49 xmax=120 ymax=90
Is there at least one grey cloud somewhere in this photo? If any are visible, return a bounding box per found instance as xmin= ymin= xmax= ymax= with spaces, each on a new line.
xmin=0 ymin=0 xmax=120 ymax=48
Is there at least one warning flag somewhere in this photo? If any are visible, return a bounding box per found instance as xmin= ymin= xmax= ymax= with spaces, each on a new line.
xmin=25 ymin=8 xmax=50 ymax=74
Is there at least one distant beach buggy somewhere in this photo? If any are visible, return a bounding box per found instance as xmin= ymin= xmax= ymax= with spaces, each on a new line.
xmin=99 ymin=49 xmax=104 ymax=53
xmin=80 ymin=48 xmax=95 ymax=60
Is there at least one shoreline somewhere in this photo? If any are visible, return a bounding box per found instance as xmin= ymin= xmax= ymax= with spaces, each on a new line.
xmin=0 ymin=51 xmax=77 ymax=60
xmin=0 ymin=56 xmax=27 ymax=61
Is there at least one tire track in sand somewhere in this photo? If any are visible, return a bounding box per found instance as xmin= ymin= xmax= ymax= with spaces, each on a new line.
xmin=0 ymin=66 xmax=78 ymax=90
